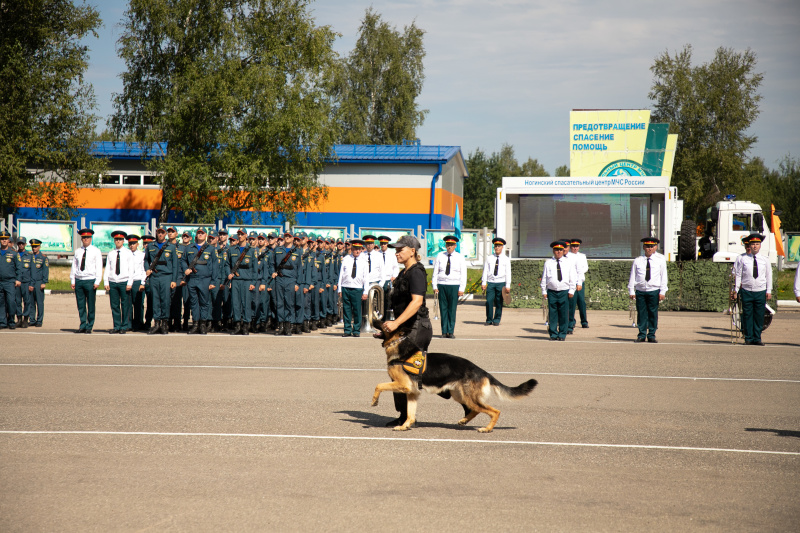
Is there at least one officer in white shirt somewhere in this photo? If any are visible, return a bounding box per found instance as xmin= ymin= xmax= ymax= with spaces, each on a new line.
xmin=541 ymin=241 xmax=576 ymax=341
xmin=104 ymin=230 xmax=135 ymax=334
xmin=628 ymin=237 xmax=669 ymax=343
xmin=432 ymin=235 xmax=467 ymax=338
xmin=338 ymin=239 xmax=369 ymax=337
xmin=127 ymin=234 xmax=147 ymax=331
xmin=481 ymin=237 xmax=511 ymax=326
xmin=359 ymin=235 xmax=385 ymax=286
xmin=566 ymin=238 xmax=589 ymax=331
xmin=733 ymin=233 xmax=772 ymax=346
xmin=70 ymin=228 xmax=104 ymax=333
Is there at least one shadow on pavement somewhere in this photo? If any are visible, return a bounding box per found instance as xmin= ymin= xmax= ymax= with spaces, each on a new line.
xmin=745 ymin=428 xmax=800 ymax=439
xmin=336 ymin=410 xmax=516 ymax=432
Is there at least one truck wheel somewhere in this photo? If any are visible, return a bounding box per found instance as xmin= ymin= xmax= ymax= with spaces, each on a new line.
xmin=679 ymin=219 xmax=696 ymax=261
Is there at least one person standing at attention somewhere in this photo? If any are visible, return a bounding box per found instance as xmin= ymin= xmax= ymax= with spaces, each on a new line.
xmin=628 ymin=237 xmax=669 ymax=343
xmin=432 ymin=235 xmax=467 ymax=338
xmin=541 ymin=241 xmax=576 ymax=341
xmin=104 ymin=230 xmax=135 ymax=334
xmin=70 ymin=228 xmax=103 ymax=334
xmin=481 ymin=237 xmax=511 ymax=326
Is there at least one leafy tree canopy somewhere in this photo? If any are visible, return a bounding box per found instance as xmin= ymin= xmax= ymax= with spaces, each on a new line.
xmin=112 ymin=0 xmax=339 ymax=224
xmin=0 ymin=0 xmax=106 ymax=220
xmin=332 ymin=8 xmax=427 ymax=145
xmin=649 ymin=45 xmax=763 ymax=220
xmin=463 ymin=144 xmax=564 ymax=229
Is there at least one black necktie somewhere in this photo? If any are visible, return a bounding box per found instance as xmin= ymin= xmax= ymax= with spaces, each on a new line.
xmin=753 ymin=256 xmax=758 ymax=279
xmin=645 ymin=258 xmax=651 ymax=281
xmin=382 ymin=251 xmax=386 ymax=263
xmin=368 ymin=254 xmax=372 ymax=272
xmin=115 ymin=250 xmax=120 ymax=275
xmin=445 ymin=254 xmax=451 ymax=275
xmin=494 ymin=256 xmax=499 ymax=276
xmin=80 ymin=248 xmax=86 ymax=271
xmin=351 ymin=258 xmax=357 ymax=278
xmin=556 ymin=258 xmax=562 ymax=282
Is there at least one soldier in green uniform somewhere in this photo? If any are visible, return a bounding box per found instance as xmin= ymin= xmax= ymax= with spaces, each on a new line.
xmin=141 ymin=234 xmax=155 ymax=330
xmin=0 ymin=230 xmax=21 ymax=329
xmin=254 ymin=232 xmax=272 ymax=333
xmin=144 ymin=227 xmax=178 ymax=335
xmin=226 ymin=230 xmax=260 ymax=335
xmin=28 ymin=239 xmax=49 ymax=327
xmin=14 ymin=236 xmax=33 ymax=328
xmin=210 ymin=229 xmax=229 ymax=332
xmin=182 ymin=227 xmax=218 ymax=335
xmin=271 ymin=232 xmax=301 ymax=336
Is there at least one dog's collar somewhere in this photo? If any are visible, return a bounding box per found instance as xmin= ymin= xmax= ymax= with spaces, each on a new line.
xmin=384 ymin=335 xmax=404 ymax=350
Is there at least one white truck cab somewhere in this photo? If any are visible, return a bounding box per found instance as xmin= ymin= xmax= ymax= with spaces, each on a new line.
xmin=698 ymin=197 xmax=777 ymax=264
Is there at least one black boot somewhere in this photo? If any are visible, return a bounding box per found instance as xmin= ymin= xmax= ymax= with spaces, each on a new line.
xmin=15 ymin=316 xmax=24 ymax=327
xmin=231 ymin=321 xmax=242 ymax=335
xmin=199 ymin=320 xmax=208 ymax=335
xmin=188 ymin=322 xmax=200 ymax=334
xmin=20 ymin=316 xmax=29 ymax=328
xmin=284 ymin=322 xmax=292 ymax=336
xmin=294 ymin=323 xmax=302 ymax=335
xmin=242 ymin=322 xmax=250 ymax=336
xmin=148 ymin=321 xmax=160 ymax=335
xmin=310 ymin=320 xmax=318 ymax=331
xmin=273 ymin=321 xmax=283 ymax=336
xmin=160 ymin=319 xmax=169 ymax=335
xmin=303 ymin=320 xmax=311 ymax=333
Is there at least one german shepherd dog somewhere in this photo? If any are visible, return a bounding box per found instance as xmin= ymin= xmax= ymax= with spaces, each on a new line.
xmin=371 ymin=326 xmax=538 ymax=433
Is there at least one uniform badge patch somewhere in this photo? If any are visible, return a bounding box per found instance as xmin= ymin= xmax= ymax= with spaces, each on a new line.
xmin=402 ymin=351 xmax=427 ymax=375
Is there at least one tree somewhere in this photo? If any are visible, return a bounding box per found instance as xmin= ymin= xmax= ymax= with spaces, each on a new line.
xmin=772 ymin=157 xmax=800 ymax=231
xmin=520 ymin=158 xmax=548 ymax=177
xmin=464 ymin=144 xmax=522 ymax=229
xmin=649 ymin=45 xmax=763 ymax=220
xmin=0 ymin=0 xmax=106 ymax=220
xmin=554 ymin=165 xmax=570 ymax=177
xmin=112 ymin=0 xmax=339 ymax=224
xmin=331 ymin=8 xmax=427 ymax=145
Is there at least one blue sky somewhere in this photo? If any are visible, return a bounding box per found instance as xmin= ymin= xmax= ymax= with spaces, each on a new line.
xmin=83 ymin=0 xmax=799 ymax=175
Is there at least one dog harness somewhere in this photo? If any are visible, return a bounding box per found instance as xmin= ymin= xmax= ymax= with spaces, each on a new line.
xmin=391 ymin=350 xmax=426 ymax=375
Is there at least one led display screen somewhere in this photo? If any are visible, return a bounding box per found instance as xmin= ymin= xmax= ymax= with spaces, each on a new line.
xmin=519 ymin=194 xmax=650 ymax=258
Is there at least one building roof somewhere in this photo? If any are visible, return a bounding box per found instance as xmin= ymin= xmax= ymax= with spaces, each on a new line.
xmin=90 ymin=141 xmax=463 ymax=165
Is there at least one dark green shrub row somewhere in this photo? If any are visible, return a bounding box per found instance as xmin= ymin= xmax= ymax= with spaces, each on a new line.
xmin=506 ymin=260 xmax=779 ymax=312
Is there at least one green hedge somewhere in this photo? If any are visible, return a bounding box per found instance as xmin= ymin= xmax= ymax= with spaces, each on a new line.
xmin=506 ymin=260 xmax=779 ymax=312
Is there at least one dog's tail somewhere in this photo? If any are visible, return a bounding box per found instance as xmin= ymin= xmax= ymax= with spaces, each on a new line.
xmin=490 ymin=377 xmax=538 ymax=401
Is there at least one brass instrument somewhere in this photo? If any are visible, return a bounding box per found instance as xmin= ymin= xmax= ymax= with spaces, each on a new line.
xmin=727 ymin=263 xmax=775 ymax=344
xmin=433 ymin=291 xmax=440 ymax=320
xmin=727 ymin=265 xmax=742 ymax=344
xmin=542 ymin=296 xmax=548 ymax=325
xmin=458 ymin=279 xmax=482 ymax=305
xmin=361 ymin=283 xmax=384 ymax=334
xmin=629 ymin=298 xmax=637 ymax=328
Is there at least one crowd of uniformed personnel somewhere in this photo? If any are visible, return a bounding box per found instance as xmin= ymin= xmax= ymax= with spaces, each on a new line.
xmin=2 ymin=226 xmax=793 ymax=345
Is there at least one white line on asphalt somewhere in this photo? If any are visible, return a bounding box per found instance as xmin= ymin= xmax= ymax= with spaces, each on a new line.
xmin=1 ymin=430 xmax=798 ymax=456
xmin=2 ymin=330 xmax=797 ymax=350
xmin=1 ymin=363 xmax=798 ymax=383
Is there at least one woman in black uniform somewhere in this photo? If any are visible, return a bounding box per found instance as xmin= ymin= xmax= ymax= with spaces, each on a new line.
xmin=381 ymin=235 xmax=432 ymax=427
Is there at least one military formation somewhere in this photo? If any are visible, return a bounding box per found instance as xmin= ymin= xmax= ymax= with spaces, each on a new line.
xmin=1 ymin=227 xmax=786 ymax=346
xmin=0 ymin=231 xmax=50 ymax=329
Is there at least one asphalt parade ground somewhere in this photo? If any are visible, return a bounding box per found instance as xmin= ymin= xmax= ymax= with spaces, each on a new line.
xmin=1 ymin=295 xmax=798 ymax=532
